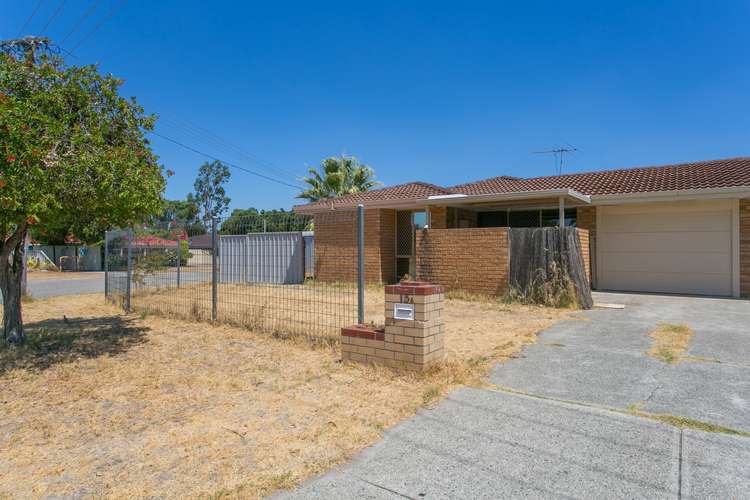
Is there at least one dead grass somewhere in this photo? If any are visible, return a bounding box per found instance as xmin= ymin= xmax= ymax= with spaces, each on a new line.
xmin=26 ymin=271 xmax=103 ymax=281
xmin=647 ymin=323 xmax=693 ymax=364
xmin=627 ymin=404 xmax=750 ymax=436
xmin=0 ymin=292 xmax=568 ymax=498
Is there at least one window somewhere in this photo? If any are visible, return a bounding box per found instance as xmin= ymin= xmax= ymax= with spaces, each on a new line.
xmin=509 ymin=210 xmax=541 ymax=227
xmin=477 ymin=211 xmax=508 ymax=228
xmin=541 ymin=209 xmax=577 ymax=227
xmin=413 ymin=211 xmax=427 ymax=229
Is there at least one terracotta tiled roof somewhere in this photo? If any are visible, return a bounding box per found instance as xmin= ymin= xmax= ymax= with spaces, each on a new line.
xmin=294 ymin=182 xmax=453 ymax=212
xmin=453 ymin=157 xmax=750 ymax=196
xmin=294 ymin=157 xmax=750 ymax=211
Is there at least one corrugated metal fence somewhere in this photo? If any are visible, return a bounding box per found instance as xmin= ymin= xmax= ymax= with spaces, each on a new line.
xmin=219 ymin=232 xmax=307 ymax=284
xmin=32 ymin=245 xmax=102 ymax=271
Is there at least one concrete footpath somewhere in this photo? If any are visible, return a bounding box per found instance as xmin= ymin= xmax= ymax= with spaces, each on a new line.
xmin=279 ymin=388 xmax=749 ymax=499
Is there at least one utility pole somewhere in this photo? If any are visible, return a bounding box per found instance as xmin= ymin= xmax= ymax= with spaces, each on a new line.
xmin=533 ymin=145 xmax=579 ymax=175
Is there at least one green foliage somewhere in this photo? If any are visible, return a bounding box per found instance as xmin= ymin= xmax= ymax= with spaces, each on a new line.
xmin=0 ymin=39 xmax=166 ymax=244
xmin=219 ymin=207 xmax=310 ymax=234
xmin=297 ymin=155 xmax=380 ymax=202
xmin=0 ymin=38 xmax=165 ymax=343
xmin=194 ymin=160 xmax=231 ymax=226
xmin=155 ymin=194 xmax=205 ymax=236
xmin=179 ymin=239 xmax=191 ymax=265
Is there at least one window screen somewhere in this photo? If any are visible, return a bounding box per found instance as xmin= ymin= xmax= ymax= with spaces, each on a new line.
xmin=509 ymin=210 xmax=541 ymax=228
xmin=477 ymin=211 xmax=508 ymax=228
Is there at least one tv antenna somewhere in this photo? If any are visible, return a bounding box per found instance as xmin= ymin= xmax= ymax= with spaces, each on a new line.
xmin=534 ymin=145 xmax=579 ymax=175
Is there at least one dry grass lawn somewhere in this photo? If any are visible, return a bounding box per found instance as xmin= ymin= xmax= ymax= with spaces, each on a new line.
xmin=0 ymin=292 xmax=568 ymax=498
xmin=27 ymin=271 xmax=103 ymax=281
xmin=647 ymin=323 xmax=693 ymax=364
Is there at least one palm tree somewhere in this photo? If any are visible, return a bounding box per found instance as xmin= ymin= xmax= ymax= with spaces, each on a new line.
xmin=297 ymin=155 xmax=381 ymax=202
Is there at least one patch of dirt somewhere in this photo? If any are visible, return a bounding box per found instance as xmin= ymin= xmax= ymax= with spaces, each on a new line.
xmin=647 ymin=323 xmax=693 ymax=364
xmin=0 ymin=293 xmax=568 ymax=498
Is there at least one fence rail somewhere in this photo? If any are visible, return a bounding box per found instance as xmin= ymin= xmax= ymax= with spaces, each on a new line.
xmin=105 ymin=211 xmax=364 ymax=340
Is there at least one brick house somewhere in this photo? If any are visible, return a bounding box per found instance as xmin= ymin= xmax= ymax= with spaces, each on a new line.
xmin=294 ymin=157 xmax=750 ymax=298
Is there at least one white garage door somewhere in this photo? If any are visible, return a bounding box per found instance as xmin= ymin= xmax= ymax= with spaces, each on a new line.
xmin=598 ymin=200 xmax=734 ymax=296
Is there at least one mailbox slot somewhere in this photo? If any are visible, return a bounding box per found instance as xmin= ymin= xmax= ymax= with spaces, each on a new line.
xmin=394 ymin=303 xmax=415 ymax=321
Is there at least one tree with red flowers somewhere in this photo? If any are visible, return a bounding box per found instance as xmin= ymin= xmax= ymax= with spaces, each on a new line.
xmin=0 ymin=37 xmax=165 ymax=345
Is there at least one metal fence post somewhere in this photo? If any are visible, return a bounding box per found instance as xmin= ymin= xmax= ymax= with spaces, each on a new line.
xmin=357 ymin=204 xmax=364 ymax=325
xmin=176 ymin=240 xmax=181 ymax=288
xmin=104 ymin=231 xmax=109 ymax=299
xmin=125 ymin=228 xmax=133 ymax=312
xmin=211 ymin=218 xmax=218 ymax=321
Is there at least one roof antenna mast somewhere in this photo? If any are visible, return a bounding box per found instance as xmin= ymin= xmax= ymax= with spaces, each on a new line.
xmin=533 ymin=144 xmax=579 ymax=175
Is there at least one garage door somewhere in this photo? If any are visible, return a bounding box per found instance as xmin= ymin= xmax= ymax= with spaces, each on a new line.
xmin=598 ymin=200 xmax=734 ymax=296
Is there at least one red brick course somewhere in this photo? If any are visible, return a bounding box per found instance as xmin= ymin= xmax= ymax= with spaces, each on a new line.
xmin=415 ymin=228 xmax=509 ymax=296
xmin=384 ymin=282 xmax=444 ymax=295
xmin=341 ymin=325 xmax=385 ymax=341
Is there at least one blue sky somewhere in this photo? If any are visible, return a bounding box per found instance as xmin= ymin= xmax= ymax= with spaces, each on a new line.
xmin=4 ymin=1 xmax=750 ymax=211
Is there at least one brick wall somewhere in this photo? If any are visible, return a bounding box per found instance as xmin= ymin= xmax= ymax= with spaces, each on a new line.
xmin=741 ymin=199 xmax=750 ymax=298
xmin=576 ymin=206 xmax=596 ymax=288
xmin=313 ymin=209 xmax=396 ymax=283
xmin=416 ymin=227 xmax=509 ymax=295
xmin=577 ymin=228 xmax=591 ymax=283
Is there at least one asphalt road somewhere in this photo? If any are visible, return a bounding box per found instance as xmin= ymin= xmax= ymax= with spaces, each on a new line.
xmin=23 ymin=273 xmax=105 ymax=300
xmin=279 ymin=293 xmax=750 ymax=499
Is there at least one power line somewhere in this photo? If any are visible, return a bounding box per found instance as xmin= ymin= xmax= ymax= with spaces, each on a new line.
xmin=150 ymin=131 xmax=303 ymax=191
xmin=40 ymin=0 xmax=67 ymax=35
xmin=156 ymin=119 xmax=299 ymax=182
xmin=70 ymin=0 xmax=126 ymax=53
xmin=60 ymin=0 xmax=101 ymax=45
xmin=157 ymin=116 xmax=303 ymax=183
xmin=17 ymin=0 xmax=44 ymax=37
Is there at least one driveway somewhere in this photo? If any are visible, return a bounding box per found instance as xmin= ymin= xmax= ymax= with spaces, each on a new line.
xmin=491 ymin=292 xmax=750 ymax=432
xmin=280 ymin=293 xmax=750 ymax=499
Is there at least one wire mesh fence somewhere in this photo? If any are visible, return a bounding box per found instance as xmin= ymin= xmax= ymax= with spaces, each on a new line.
xmin=105 ymin=211 xmax=362 ymax=340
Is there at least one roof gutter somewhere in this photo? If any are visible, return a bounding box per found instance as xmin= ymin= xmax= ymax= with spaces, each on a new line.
xmin=293 ymin=198 xmax=427 ymax=214
xmin=417 ymin=188 xmax=591 ymax=206
xmin=591 ymin=186 xmax=750 ymax=205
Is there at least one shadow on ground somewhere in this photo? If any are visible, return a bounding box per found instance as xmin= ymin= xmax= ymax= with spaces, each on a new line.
xmin=0 ymin=315 xmax=149 ymax=375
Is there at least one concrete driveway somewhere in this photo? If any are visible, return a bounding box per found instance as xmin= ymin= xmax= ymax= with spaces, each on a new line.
xmin=492 ymin=292 xmax=750 ymax=432
xmin=280 ymin=293 xmax=750 ymax=499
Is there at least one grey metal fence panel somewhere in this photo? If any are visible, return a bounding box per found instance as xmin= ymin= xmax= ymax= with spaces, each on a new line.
xmin=219 ymin=232 xmax=305 ymax=284
xmin=303 ymin=231 xmax=314 ymax=278
xmin=78 ymin=246 xmax=102 ymax=271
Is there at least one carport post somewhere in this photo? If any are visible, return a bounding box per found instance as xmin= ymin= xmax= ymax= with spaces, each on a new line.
xmin=357 ymin=204 xmax=365 ymax=325
xmin=125 ymin=229 xmax=133 ymax=312
xmin=558 ymin=196 xmax=565 ymax=228
xmin=211 ymin=217 xmax=218 ymax=322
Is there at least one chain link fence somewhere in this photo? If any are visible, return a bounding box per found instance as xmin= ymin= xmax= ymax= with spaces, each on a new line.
xmin=105 ymin=210 xmax=365 ymax=341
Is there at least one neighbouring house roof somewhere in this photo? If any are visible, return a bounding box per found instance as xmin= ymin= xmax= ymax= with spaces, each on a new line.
xmin=293 ymin=157 xmax=750 ymax=213
xmin=188 ymin=233 xmax=213 ymax=249
xmin=134 ymin=235 xmax=179 ymax=247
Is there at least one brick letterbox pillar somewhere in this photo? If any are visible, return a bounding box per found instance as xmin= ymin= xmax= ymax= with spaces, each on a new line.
xmin=341 ymin=281 xmax=445 ymax=370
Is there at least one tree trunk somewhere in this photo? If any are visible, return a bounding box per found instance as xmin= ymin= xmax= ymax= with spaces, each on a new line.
xmin=1 ymin=223 xmax=29 ymax=345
